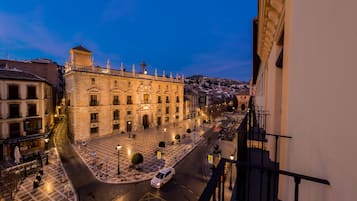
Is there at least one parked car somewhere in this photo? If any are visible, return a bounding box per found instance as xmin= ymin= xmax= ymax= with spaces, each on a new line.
xmin=150 ymin=167 xmax=175 ymax=188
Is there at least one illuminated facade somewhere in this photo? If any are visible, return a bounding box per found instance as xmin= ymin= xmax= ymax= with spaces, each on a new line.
xmin=253 ymin=0 xmax=357 ymax=200
xmin=0 ymin=68 xmax=53 ymax=161
xmin=64 ymin=46 xmax=184 ymax=142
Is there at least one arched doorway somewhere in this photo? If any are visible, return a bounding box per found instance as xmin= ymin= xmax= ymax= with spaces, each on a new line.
xmin=241 ymin=104 xmax=246 ymax=111
xmin=143 ymin=115 xmax=149 ymax=129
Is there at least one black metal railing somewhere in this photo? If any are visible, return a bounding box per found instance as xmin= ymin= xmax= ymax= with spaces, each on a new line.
xmin=199 ymin=96 xmax=330 ymax=201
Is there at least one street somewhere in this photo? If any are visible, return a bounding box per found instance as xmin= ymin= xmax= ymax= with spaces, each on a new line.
xmin=54 ymin=116 xmax=221 ymax=201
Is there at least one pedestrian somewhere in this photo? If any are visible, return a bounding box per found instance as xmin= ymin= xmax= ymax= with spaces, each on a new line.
xmin=64 ymin=183 xmax=71 ymax=198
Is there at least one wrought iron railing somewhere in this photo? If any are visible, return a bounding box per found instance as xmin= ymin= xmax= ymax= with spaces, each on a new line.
xmin=199 ymin=97 xmax=330 ymax=201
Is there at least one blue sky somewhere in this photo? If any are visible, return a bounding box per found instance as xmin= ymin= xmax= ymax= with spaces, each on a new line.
xmin=0 ymin=0 xmax=257 ymax=81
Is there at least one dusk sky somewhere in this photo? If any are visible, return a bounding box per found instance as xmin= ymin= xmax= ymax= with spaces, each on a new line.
xmin=0 ymin=0 xmax=257 ymax=81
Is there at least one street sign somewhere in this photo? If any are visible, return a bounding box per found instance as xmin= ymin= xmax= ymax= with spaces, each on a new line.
xmin=157 ymin=151 xmax=162 ymax=159
xmin=208 ymin=154 xmax=213 ymax=164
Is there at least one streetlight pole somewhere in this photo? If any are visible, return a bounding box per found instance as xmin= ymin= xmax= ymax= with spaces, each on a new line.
xmin=44 ymin=138 xmax=49 ymax=165
xmin=163 ymin=128 xmax=167 ymax=144
xmin=229 ymin=154 xmax=234 ymax=190
xmin=116 ymin=144 xmax=122 ymax=175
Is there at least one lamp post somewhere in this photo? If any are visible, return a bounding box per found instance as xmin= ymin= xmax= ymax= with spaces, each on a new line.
xmin=163 ymin=128 xmax=167 ymax=144
xmin=116 ymin=144 xmax=122 ymax=175
xmin=44 ymin=138 xmax=49 ymax=165
xmin=229 ymin=154 xmax=234 ymax=190
xmin=128 ymin=121 xmax=132 ymax=138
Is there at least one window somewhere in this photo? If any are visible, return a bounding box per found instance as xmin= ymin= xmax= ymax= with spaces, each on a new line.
xmin=176 ymin=107 xmax=179 ymax=113
xmin=90 ymin=113 xmax=98 ymax=122
xmin=27 ymin=86 xmax=37 ymax=99
xmin=166 ymin=96 xmax=169 ymax=103
xmin=114 ymin=80 xmax=118 ymax=87
xmin=166 ymin=107 xmax=169 ymax=114
xmin=28 ymin=104 xmax=37 ymax=116
xmin=90 ymin=95 xmax=98 ymax=106
xmin=176 ymin=96 xmax=180 ymax=103
xmin=127 ymin=96 xmax=133 ymax=104
xmin=176 ymin=115 xmax=179 ymax=120
xmin=90 ymin=127 xmax=98 ymax=134
xmin=91 ymin=78 xmax=95 ymax=85
xmin=113 ymin=124 xmax=120 ymax=130
xmin=113 ymin=110 xmax=120 ymax=120
xmin=158 ymin=96 xmax=162 ymax=103
xmin=8 ymin=85 xmax=19 ymax=99
xmin=113 ymin=96 xmax=120 ymax=105
xmin=9 ymin=123 xmax=20 ymax=138
xmin=24 ymin=118 xmax=42 ymax=135
xmin=165 ymin=117 xmax=169 ymax=122
xmin=144 ymin=94 xmax=149 ymax=104
xmin=127 ymin=111 xmax=132 ymax=115
xmin=9 ymin=104 xmax=20 ymax=118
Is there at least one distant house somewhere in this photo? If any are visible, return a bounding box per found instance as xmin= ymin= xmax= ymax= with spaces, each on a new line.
xmin=0 ymin=68 xmax=54 ymax=162
xmin=235 ymin=90 xmax=250 ymax=113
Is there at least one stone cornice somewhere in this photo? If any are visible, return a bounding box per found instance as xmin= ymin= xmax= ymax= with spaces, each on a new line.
xmin=257 ymin=0 xmax=285 ymax=63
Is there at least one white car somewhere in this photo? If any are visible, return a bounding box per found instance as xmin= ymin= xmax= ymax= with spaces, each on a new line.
xmin=150 ymin=167 xmax=175 ymax=188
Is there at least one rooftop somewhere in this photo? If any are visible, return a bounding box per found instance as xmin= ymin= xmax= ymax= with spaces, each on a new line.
xmin=0 ymin=68 xmax=47 ymax=82
xmin=71 ymin=45 xmax=91 ymax=53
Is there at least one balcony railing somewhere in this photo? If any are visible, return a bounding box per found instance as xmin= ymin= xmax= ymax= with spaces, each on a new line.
xmin=199 ymin=97 xmax=330 ymax=201
xmin=89 ymin=101 xmax=98 ymax=106
xmin=8 ymin=113 xmax=21 ymax=119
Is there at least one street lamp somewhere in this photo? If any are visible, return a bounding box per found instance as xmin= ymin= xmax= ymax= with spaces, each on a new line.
xmin=116 ymin=144 xmax=122 ymax=175
xmin=163 ymin=128 xmax=167 ymax=144
xmin=44 ymin=138 xmax=49 ymax=150
xmin=229 ymin=154 xmax=234 ymax=190
xmin=128 ymin=121 xmax=132 ymax=138
xmin=44 ymin=138 xmax=49 ymax=165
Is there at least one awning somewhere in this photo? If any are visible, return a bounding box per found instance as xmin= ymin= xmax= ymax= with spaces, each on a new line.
xmin=4 ymin=133 xmax=46 ymax=144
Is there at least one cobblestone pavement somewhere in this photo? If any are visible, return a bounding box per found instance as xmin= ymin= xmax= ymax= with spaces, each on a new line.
xmin=14 ymin=147 xmax=77 ymax=201
xmin=73 ymin=119 xmax=209 ymax=184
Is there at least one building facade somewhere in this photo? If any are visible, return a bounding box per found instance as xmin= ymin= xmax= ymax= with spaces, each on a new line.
xmin=0 ymin=59 xmax=66 ymax=115
xmin=252 ymin=0 xmax=357 ymax=200
xmin=65 ymin=46 xmax=184 ymax=143
xmin=235 ymin=90 xmax=249 ymax=113
xmin=0 ymin=68 xmax=53 ymax=162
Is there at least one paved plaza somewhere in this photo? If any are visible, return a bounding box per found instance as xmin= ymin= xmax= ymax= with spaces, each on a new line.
xmin=73 ymin=119 xmax=209 ymax=184
xmin=8 ymin=118 xmax=210 ymax=201
xmin=14 ymin=147 xmax=77 ymax=201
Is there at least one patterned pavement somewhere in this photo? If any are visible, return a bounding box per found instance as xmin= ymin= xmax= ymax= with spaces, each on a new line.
xmin=10 ymin=118 xmax=208 ymax=201
xmin=14 ymin=147 xmax=77 ymax=201
xmin=73 ymin=119 xmax=208 ymax=184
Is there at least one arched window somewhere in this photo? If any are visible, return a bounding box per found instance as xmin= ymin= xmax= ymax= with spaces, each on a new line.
xmin=113 ymin=110 xmax=120 ymax=120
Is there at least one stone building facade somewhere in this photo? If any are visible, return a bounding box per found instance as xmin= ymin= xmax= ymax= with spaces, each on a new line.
xmin=64 ymin=46 xmax=184 ymax=142
xmin=0 ymin=68 xmax=53 ymax=161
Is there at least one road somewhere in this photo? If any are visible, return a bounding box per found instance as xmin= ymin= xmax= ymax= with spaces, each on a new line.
xmin=54 ymin=116 xmax=219 ymax=201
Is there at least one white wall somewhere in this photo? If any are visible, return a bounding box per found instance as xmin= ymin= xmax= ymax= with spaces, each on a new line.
xmin=281 ymin=0 xmax=357 ymax=200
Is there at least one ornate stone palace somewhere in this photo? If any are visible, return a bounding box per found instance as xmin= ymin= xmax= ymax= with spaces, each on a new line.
xmin=64 ymin=46 xmax=184 ymax=142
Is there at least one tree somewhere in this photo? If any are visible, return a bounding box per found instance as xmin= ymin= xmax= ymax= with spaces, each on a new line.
xmin=175 ymin=134 xmax=181 ymax=143
xmin=158 ymin=141 xmax=165 ymax=148
xmin=131 ymin=153 xmax=144 ymax=168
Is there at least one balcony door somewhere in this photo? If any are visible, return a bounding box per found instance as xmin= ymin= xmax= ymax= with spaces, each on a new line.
xmin=143 ymin=115 xmax=149 ymax=129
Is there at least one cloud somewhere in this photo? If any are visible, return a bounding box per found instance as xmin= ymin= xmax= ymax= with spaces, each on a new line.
xmin=0 ymin=12 xmax=70 ymax=60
